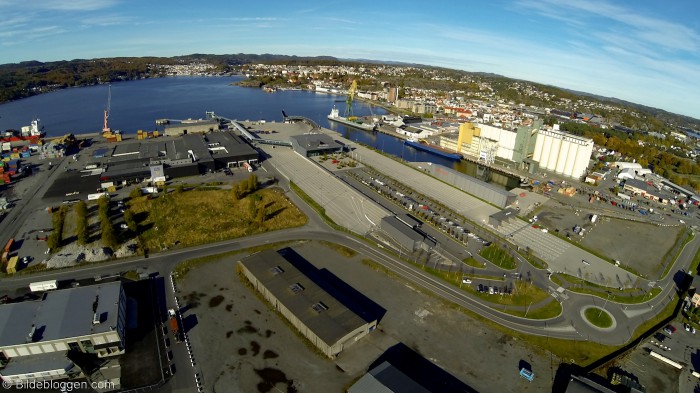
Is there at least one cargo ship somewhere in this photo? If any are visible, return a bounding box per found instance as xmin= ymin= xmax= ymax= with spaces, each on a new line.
xmin=327 ymin=106 xmax=376 ymax=132
xmin=1 ymin=119 xmax=45 ymax=143
xmin=404 ymin=139 xmax=462 ymax=160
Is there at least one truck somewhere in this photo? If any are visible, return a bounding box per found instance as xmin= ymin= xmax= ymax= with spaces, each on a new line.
xmin=168 ymin=309 xmax=180 ymax=342
xmin=243 ymin=162 xmax=253 ymax=173
xmin=29 ymin=280 xmax=58 ymax=292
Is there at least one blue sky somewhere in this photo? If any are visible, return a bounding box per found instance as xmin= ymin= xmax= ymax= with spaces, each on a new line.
xmin=1 ymin=0 xmax=699 ymax=119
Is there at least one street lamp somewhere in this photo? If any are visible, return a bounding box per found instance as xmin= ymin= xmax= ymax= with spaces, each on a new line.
xmin=599 ymin=291 xmax=611 ymax=318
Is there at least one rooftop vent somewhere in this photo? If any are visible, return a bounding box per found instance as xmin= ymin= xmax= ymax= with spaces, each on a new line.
xmin=270 ymin=266 xmax=285 ymax=275
xmin=26 ymin=324 xmax=36 ymax=343
xmin=311 ymin=302 xmax=328 ymax=313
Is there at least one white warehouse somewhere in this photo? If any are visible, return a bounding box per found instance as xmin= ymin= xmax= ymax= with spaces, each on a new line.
xmin=533 ymin=129 xmax=594 ymax=179
xmin=476 ymin=124 xmax=518 ymax=161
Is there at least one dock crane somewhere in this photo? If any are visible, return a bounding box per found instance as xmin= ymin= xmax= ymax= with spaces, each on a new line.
xmin=102 ymin=85 xmax=122 ymax=141
xmin=102 ymin=84 xmax=112 ymax=134
xmin=345 ymin=80 xmax=357 ymax=120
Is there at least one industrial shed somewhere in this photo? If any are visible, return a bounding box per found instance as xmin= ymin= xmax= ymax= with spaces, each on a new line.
xmin=488 ymin=208 xmax=519 ymax=227
xmin=102 ymin=131 xmax=259 ymax=182
xmin=163 ymin=120 xmax=220 ymax=136
xmin=290 ymin=134 xmax=342 ymax=157
xmin=425 ymin=164 xmax=517 ymax=208
xmin=205 ymin=131 xmax=259 ymax=168
xmin=380 ymin=216 xmax=429 ymax=251
xmin=238 ymin=248 xmax=378 ymax=358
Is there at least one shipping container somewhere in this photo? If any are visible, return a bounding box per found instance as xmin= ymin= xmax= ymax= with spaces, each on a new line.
xmin=29 ymin=280 xmax=58 ymax=292
xmin=3 ymin=238 xmax=13 ymax=253
xmin=6 ymin=256 xmax=18 ymax=274
xmin=87 ymin=192 xmax=109 ymax=201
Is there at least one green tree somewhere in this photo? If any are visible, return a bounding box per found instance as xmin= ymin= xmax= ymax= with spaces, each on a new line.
xmin=124 ymin=209 xmax=137 ymax=232
xmin=231 ymin=183 xmax=242 ymax=201
xmin=256 ymin=204 xmax=266 ymax=226
xmin=248 ymin=174 xmax=258 ymax=192
xmin=248 ymin=194 xmax=261 ymax=218
xmin=129 ymin=188 xmax=142 ymax=201
xmin=75 ymin=201 xmax=89 ymax=245
xmin=101 ymin=219 xmax=118 ymax=250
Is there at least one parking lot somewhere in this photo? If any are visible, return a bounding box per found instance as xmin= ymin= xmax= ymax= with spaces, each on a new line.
xmin=533 ymin=203 xmax=684 ymax=278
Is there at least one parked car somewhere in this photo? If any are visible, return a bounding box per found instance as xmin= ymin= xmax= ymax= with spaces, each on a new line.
xmin=664 ymin=325 xmax=677 ymax=335
xmin=462 ymin=278 xmax=472 ymax=284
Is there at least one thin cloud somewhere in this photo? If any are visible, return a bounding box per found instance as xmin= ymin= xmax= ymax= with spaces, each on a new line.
xmin=0 ymin=0 xmax=118 ymax=11
xmin=516 ymin=0 xmax=700 ymax=53
xmin=81 ymin=15 xmax=134 ymax=27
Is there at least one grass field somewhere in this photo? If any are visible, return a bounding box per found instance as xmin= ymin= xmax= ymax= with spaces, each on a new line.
xmin=130 ymin=187 xmax=307 ymax=251
xmin=584 ymin=307 xmax=614 ymax=328
xmin=478 ymin=244 xmax=517 ymax=270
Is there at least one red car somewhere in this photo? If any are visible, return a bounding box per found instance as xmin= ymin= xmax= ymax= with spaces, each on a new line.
xmin=664 ymin=325 xmax=677 ymax=335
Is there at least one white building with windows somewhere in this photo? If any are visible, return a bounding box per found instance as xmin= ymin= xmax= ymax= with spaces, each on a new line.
xmin=0 ymin=282 xmax=125 ymax=386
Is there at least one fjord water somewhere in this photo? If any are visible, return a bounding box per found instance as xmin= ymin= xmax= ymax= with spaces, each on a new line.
xmin=0 ymin=76 xmax=518 ymax=188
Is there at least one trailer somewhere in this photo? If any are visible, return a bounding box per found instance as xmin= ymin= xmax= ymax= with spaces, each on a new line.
xmin=29 ymin=280 xmax=58 ymax=292
xmin=169 ymin=316 xmax=180 ymax=342
xmin=3 ymin=238 xmax=13 ymax=253
xmin=87 ymin=192 xmax=109 ymax=201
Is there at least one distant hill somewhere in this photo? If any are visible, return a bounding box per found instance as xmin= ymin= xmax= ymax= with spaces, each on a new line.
xmin=0 ymin=53 xmax=697 ymax=129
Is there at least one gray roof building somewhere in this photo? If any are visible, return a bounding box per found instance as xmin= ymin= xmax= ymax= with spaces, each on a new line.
xmin=488 ymin=208 xmax=519 ymax=227
xmin=348 ymin=361 xmax=430 ymax=393
xmin=238 ymin=248 xmax=377 ymax=358
xmin=290 ymin=134 xmax=342 ymax=157
xmin=103 ymin=131 xmax=259 ymax=181
xmin=380 ymin=216 xmax=427 ymax=251
xmin=425 ymin=164 xmax=516 ymax=208
xmin=0 ymin=282 xmax=126 ymax=385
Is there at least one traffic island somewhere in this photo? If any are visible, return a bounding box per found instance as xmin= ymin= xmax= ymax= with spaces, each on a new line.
xmin=582 ymin=306 xmax=615 ymax=329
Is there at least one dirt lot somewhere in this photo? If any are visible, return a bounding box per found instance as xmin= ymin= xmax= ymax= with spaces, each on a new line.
xmin=179 ymin=240 xmax=556 ymax=393
xmin=535 ymin=204 xmax=683 ymax=278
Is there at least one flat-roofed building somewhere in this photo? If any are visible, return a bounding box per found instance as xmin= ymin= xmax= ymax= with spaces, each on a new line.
xmin=0 ymin=282 xmax=125 ymax=385
xmin=164 ymin=120 xmax=220 ymax=136
xmin=380 ymin=216 xmax=428 ymax=251
xmin=103 ymin=131 xmax=259 ymax=182
xmin=238 ymin=248 xmax=378 ymax=358
xmin=290 ymin=134 xmax=342 ymax=157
